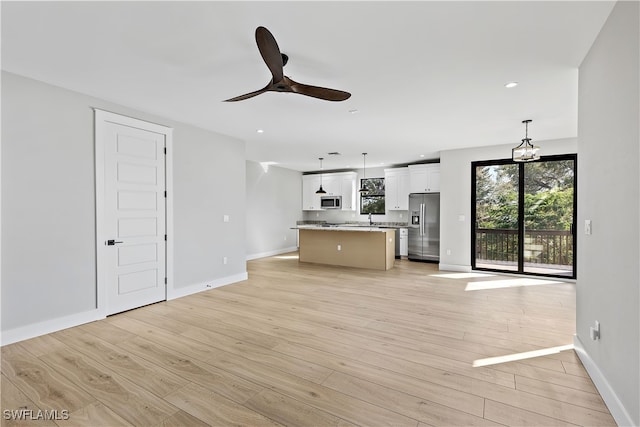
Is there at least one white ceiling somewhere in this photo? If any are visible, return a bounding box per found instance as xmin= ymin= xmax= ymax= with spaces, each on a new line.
xmin=2 ymin=1 xmax=614 ymax=172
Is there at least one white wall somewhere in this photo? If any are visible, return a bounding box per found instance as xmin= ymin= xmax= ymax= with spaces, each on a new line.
xmin=1 ymin=72 xmax=248 ymax=341
xmin=576 ymin=1 xmax=639 ymax=425
xmin=246 ymin=161 xmax=301 ymax=259
xmin=439 ymin=138 xmax=578 ymax=272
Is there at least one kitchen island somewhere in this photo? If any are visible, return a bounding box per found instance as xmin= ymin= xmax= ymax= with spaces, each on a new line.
xmin=298 ymin=226 xmax=395 ymax=270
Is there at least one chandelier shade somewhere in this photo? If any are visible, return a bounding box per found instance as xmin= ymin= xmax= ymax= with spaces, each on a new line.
xmin=512 ymin=119 xmax=540 ymax=162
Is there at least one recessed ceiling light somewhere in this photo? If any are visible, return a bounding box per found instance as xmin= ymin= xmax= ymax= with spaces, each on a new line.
xmin=419 ymin=154 xmax=425 ymax=158
xmin=505 ymin=82 xmax=519 ymax=88
xmin=256 ymin=129 xmax=264 ymax=133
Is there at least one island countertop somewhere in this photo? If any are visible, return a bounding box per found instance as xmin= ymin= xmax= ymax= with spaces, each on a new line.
xmin=293 ymin=225 xmax=390 ymax=232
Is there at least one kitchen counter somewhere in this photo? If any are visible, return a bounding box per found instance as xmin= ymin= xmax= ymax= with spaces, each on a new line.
xmin=298 ymin=227 xmax=395 ymax=270
xmin=294 ymin=225 xmax=390 ymax=232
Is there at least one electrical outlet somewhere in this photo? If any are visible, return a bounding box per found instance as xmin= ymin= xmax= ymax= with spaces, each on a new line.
xmin=584 ymin=219 xmax=592 ymax=235
xmin=223 ymin=214 xmax=229 ymax=222
xmin=223 ymin=256 xmax=228 ymax=265
xmin=590 ymin=320 xmax=600 ymax=340
xmin=337 ymin=244 xmax=341 ymax=251
xmin=446 ymin=249 xmax=452 ymax=255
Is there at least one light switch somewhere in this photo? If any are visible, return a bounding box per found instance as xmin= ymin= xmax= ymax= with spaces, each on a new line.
xmin=458 ymin=215 xmax=465 ymax=222
xmin=223 ymin=215 xmax=230 ymax=223
xmin=584 ymin=219 xmax=592 ymax=235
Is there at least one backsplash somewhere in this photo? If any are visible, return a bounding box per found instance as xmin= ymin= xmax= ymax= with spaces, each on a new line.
xmin=301 ymin=209 xmax=408 ymax=226
xmin=302 ymin=209 xmax=409 ymax=224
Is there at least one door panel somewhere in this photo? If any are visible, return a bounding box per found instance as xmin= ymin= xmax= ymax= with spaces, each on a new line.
xmin=523 ymin=160 xmax=575 ymax=276
xmin=474 ymin=164 xmax=519 ymax=272
xmin=104 ymin=121 xmax=166 ymax=315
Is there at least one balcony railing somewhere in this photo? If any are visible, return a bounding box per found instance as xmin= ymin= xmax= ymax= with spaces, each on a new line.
xmin=475 ymin=228 xmax=573 ymax=267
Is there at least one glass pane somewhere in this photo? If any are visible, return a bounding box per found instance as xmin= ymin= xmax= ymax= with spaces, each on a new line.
xmin=475 ymin=164 xmax=519 ymax=272
xmin=523 ymin=160 xmax=574 ymax=276
xmin=360 ymin=178 xmax=385 ymax=214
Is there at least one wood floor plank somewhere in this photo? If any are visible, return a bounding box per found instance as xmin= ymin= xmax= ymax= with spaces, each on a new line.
xmin=244 ymin=389 xmax=359 ymax=427
xmin=115 ymin=335 xmax=264 ymax=404
xmin=561 ymin=360 xmax=591 ymax=378
xmin=322 ymin=371 xmax=503 ymax=427
xmin=514 ymin=375 xmax=609 ymax=413
xmin=154 ymin=409 xmax=211 ymax=427
xmin=180 ymin=323 xmax=334 ymax=384
xmin=15 ymin=335 xmax=69 ymax=358
xmin=0 ymin=373 xmax=59 ymax=427
xmin=0 ymin=255 xmax=616 ymax=426
xmin=54 ymin=401 xmax=133 ymax=427
xmin=271 ymin=340 xmax=489 ymax=417
xmin=51 ymin=329 xmax=189 ymax=398
xmin=164 ymin=382 xmax=283 ymax=426
xmin=38 ymin=350 xmax=179 ymax=426
xmin=202 ymin=347 xmax=420 ymax=426
xmin=1 ymin=344 xmax=95 ymax=414
xmin=484 ymin=399 xmax=581 ymax=427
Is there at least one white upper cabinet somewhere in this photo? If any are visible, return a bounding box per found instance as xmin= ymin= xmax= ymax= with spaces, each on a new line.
xmin=385 ymin=168 xmax=410 ymax=210
xmin=302 ymin=174 xmax=322 ymax=210
xmin=340 ymin=173 xmax=357 ymax=210
xmin=302 ymin=172 xmax=357 ymax=210
xmin=408 ymin=164 xmax=440 ymax=193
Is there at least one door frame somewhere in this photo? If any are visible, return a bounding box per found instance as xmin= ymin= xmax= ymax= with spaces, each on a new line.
xmin=94 ymin=109 xmax=174 ymax=317
xmin=471 ymin=154 xmax=577 ymax=279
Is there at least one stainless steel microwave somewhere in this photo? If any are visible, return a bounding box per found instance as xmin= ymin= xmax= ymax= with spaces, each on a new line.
xmin=320 ymin=196 xmax=342 ymax=209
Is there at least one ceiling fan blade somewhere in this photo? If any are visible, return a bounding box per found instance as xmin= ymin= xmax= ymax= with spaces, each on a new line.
xmin=255 ymin=26 xmax=284 ymax=83
xmin=223 ymin=84 xmax=270 ymax=102
xmin=286 ymin=77 xmax=351 ymax=102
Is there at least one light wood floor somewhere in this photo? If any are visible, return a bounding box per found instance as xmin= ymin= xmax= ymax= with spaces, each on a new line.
xmin=2 ymin=254 xmax=616 ymax=426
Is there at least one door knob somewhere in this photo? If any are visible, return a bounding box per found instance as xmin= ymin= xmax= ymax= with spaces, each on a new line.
xmin=107 ymin=239 xmax=123 ymax=246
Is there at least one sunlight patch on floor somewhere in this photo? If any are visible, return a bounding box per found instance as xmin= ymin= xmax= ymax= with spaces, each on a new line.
xmin=473 ymin=344 xmax=574 ymax=367
xmin=465 ymin=277 xmax=562 ymax=291
xmin=274 ymin=255 xmax=299 ymax=260
xmin=431 ymin=272 xmax=496 ymax=279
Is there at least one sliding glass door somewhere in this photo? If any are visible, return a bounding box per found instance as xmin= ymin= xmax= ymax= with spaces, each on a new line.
xmin=472 ymin=155 xmax=576 ymax=278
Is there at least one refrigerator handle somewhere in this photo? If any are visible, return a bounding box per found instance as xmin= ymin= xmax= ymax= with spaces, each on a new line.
xmin=420 ymin=203 xmax=425 ymax=236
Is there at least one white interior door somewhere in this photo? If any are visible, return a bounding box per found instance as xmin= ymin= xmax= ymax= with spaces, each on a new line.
xmin=101 ymin=116 xmax=167 ymax=315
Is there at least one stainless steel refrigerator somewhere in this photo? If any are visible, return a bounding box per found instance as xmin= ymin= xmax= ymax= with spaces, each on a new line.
xmin=408 ymin=193 xmax=440 ymax=262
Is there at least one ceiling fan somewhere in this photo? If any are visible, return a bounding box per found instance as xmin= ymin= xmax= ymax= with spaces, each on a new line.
xmin=224 ymin=26 xmax=351 ymax=102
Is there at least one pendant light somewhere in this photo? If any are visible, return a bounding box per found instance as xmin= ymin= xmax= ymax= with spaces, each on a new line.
xmin=315 ymin=157 xmax=327 ymax=194
xmin=359 ymin=152 xmax=368 ymax=193
xmin=512 ymin=119 xmax=540 ymax=162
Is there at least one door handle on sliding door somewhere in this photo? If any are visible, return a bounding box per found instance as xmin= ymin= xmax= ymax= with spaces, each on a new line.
xmin=106 ymin=240 xmax=123 ymax=246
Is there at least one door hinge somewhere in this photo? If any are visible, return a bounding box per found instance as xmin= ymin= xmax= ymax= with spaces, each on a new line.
xmin=164 ymin=277 xmax=167 ymax=284
xmin=164 ymin=147 xmax=167 ymax=155
xmin=164 ymin=191 xmax=167 ymax=198
xmin=164 ymin=234 xmax=167 ymax=241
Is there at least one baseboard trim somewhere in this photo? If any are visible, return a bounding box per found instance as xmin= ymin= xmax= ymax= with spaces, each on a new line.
xmin=438 ymin=263 xmax=472 ymax=272
xmin=167 ymin=272 xmax=248 ymax=300
xmin=246 ymin=246 xmax=298 ymax=261
xmin=573 ymin=334 xmax=635 ymax=427
xmin=1 ymin=309 xmax=103 ymax=346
